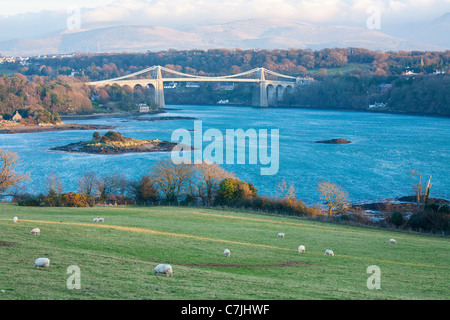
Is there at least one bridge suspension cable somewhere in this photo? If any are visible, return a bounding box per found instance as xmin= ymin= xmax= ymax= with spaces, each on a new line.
xmin=102 ymin=65 xmax=297 ymax=83
xmin=263 ymin=68 xmax=297 ymax=80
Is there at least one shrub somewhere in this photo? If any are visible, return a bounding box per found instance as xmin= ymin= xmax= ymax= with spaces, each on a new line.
xmin=389 ymin=211 xmax=405 ymax=227
xmin=17 ymin=197 xmax=41 ymax=206
xmin=216 ymin=178 xmax=257 ymax=203
xmin=407 ymin=204 xmax=449 ymax=233
xmin=103 ymin=131 xmax=124 ymax=142
xmin=60 ymin=192 xmax=94 ymax=207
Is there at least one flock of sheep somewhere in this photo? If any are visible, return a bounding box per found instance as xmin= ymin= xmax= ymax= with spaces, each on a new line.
xmin=11 ymin=215 xmax=398 ymax=277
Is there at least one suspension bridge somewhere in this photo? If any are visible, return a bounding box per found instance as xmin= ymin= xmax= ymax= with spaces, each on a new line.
xmin=86 ymin=65 xmax=312 ymax=108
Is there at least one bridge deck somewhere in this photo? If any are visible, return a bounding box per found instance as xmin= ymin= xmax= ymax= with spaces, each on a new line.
xmin=87 ymin=78 xmax=296 ymax=86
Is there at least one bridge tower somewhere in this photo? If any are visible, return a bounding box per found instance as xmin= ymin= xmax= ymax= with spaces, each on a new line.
xmin=152 ymin=66 xmax=165 ymax=108
xmin=252 ymin=68 xmax=268 ymax=107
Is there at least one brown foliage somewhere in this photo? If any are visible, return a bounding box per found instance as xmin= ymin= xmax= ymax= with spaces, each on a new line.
xmin=0 ymin=149 xmax=29 ymax=197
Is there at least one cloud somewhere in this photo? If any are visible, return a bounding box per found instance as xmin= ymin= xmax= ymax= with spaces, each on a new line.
xmin=77 ymin=0 xmax=449 ymax=28
xmin=0 ymin=0 xmax=448 ymax=41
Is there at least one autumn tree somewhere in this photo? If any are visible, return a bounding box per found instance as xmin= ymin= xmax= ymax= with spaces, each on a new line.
xmin=129 ymin=175 xmax=158 ymax=205
xmin=0 ymin=149 xmax=29 ymax=198
xmin=216 ymin=178 xmax=257 ymax=203
xmin=275 ymin=179 xmax=297 ymax=202
xmin=317 ymin=181 xmax=349 ymax=216
xmin=149 ymin=158 xmax=193 ymax=203
xmin=191 ymin=162 xmax=236 ymax=205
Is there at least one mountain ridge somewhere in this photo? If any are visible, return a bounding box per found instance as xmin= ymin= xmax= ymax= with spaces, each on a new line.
xmin=0 ymin=18 xmax=447 ymax=56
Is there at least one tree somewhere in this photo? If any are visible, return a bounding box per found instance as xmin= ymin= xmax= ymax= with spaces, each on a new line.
xmin=77 ymin=171 xmax=96 ymax=196
xmin=216 ymin=178 xmax=257 ymax=203
xmin=411 ymin=170 xmax=432 ymax=208
xmin=94 ymin=173 xmax=119 ymax=204
xmin=130 ymin=175 xmax=158 ymax=204
xmin=149 ymin=159 xmax=193 ymax=203
xmin=317 ymin=181 xmax=349 ymax=216
xmin=275 ymin=179 xmax=297 ymax=201
xmin=192 ymin=162 xmax=235 ymax=205
xmin=0 ymin=149 xmax=29 ymax=198
xmin=45 ymin=171 xmax=64 ymax=195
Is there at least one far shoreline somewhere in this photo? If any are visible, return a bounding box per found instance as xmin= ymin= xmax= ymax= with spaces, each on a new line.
xmin=0 ymin=123 xmax=115 ymax=134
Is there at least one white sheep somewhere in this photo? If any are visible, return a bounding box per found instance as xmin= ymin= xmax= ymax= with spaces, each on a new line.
xmin=29 ymin=228 xmax=40 ymax=236
xmin=13 ymin=217 xmax=18 ymax=223
xmin=277 ymin=233 xmax=285 ymax=238
xmin=93 ymin=218 xmax=98 ymax=222
xmin=98 ymin=217 xmax=104 ymax=222
xmin=153 ymin=264 xmax=173 ymax=277
xmin=34 ymin=258 xmax=50 ymax=270
xmin=298 ymin=245 xmax=306 ymax=253
xmin=224 ymin=249 xmax=231 ymax=258
xmin=389 ymin=238 xmax=397 ymax=244
xmin=325 ymin=249 xmax=334 ymax=256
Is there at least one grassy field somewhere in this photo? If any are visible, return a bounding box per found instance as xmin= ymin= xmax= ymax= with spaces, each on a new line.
xmin=0 ymin=203 xmax=449 ymax=300
xmin=308 ymin=62 xmax=372 ymax=75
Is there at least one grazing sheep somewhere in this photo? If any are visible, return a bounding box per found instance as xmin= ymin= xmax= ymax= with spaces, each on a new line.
xmin=325 ymin=249 xmax=334 ymax=256
xmin=93 ymin=218 xmax=98 ymax=222
xmin=98 ymin=217 xmax=104 ymax=222
xmin=29 ymin=228 xmax=40 ymax=236
xmin=224 ymin=249 xmax=231 ymax=258
xmin=389 ymin=238 xmax=397 ymax=244
xmin=277 ymin=233 xmax=285 ymax=238
xmin=298 ymin=245 xmax=306 ymax=253
xmin=34 ymin=258 xmax=50 ymax=270
xmin=153 ymin=264 xmax=173 ymax=277
xmin=13 ymin=217 xmax=18 ymax=223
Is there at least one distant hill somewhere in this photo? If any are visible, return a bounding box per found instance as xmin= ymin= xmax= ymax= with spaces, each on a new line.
xmin=410 ymin=12 xmax=450 ymax=49
xmin=0 ymin=18 xmax=446 ymax=56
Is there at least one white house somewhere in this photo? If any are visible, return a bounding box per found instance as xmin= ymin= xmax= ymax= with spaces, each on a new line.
xmin=137 ymin=104 xmax=150 ymax=113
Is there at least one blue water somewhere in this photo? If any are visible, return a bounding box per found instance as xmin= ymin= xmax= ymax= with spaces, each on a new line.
xmin=1 ymin=105 xmax=449 ymax=205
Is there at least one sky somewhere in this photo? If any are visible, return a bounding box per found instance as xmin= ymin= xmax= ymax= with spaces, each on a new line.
xmin=1 ymin=0 xmax=449 ymax=26
xmin=0 ymin=0 xmax=449 ymax=50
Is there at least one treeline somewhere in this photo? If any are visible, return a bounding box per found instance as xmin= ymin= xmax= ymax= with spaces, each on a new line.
xmin=283 ymin=74 xmax=450 ymax=116
xmin=11 ymin=158 xmax=449 ymax=234
xmin=20 ymin=48 xmax=450 ymax=80
xmin=2 ymin=48 xmax=450 ymax=117
xmin=0 ymin=73 xmax=92 ymax=120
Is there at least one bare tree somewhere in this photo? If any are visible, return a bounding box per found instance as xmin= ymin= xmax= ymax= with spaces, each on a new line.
xmin=276 ymin=179 xmax=297 ymax=201
xmin=411 ymin=170 xmax=432 ymax=207
xmin=45 ymin=171 xmax=64 ymax=195
xmin=192 ymin=162 xmax=235 ymax=205
xmin=0 ymin=148 xmax=29 ymax=197
xmin=77 ymin=171 xmax=97 ymax=196
xmin=317 ymin=181 xmax=349 ymax=216
xmin=149 ymin=158 xmax=193 ymax=203
xmin=94 ymin=174 xmax=117 ymax=204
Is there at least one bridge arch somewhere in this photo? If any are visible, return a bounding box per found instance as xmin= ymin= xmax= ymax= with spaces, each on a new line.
xmin=276 ymin=85 xmax=284 ymax=102
xmin=286 ymin=85 xmax=294 ymax=94
xmin=266 ymin=84 xmax=276 ymax=106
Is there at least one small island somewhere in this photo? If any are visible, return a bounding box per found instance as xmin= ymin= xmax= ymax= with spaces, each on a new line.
xmin=315 ymin=138 xmax=352 ymax=144
xmin=50 ymin=131 xmax=189 ymax=154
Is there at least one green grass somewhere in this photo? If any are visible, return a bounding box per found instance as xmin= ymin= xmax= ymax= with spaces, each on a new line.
xmin=0 ymin=203 xmax=448 ymax=300
xmin=308 ymin=63 xmax=372 ymax=75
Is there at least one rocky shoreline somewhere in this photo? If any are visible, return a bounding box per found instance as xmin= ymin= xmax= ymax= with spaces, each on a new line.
xmin=50 ymin=140 xmax=184 ymax=155
xmin=0 ymin=123 xmax=115 ymax=134
xmin=49 ymin=131 xmax=190 ymax=155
